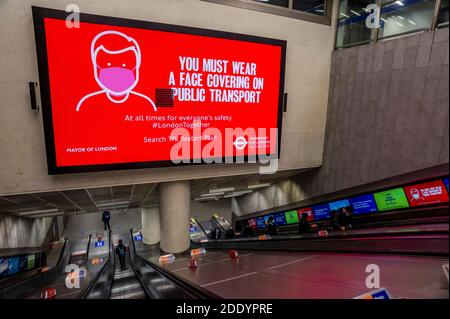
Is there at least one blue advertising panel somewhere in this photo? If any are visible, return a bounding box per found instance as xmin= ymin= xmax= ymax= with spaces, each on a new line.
xmin=328 ymin=199 xmax=350 ymax=211
xmin=1 ymin=257 xmax=20 ymax=277
xmin=8 ymin=257 xmax=19 ymax=276
xmin=313 ymin=204 xmax=331 ymax=220
xmin=0 ymin=258 xmax=9 ymax=278
xmin=256 ymin=217 xmax=266 ymax=228
xmin=274 ymin=212 xmax=287 ymax=225
xmin=95 ymin=241 xmax=105 ymax=248
xmin=350 ymin=194 xmax=378 ymax=215
xmin=0 ymin=255 xmax=38 ymax=279
xmin=444 ymin=178 xmax=449 ymax=191
xmin=189 ymin=226 xmax=197 ymax=233
xmin=263 ymin=215 xmax=273 ymax=224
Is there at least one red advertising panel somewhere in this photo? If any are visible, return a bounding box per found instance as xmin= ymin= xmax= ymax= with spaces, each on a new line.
xmin=33 ymin=7 xmax=286 ymax=174
xmin=247 ymin=218 xmax=257 ymax=229
xmin=298 ymin=207 xmax=314 ymax=222
xmin=404 ymin=180 xmax=449 ymax=207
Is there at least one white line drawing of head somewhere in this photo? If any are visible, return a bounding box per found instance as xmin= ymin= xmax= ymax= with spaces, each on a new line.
xmin=76 ymin=30 xmax=156 ymax=112
xmin=410 ymin=188 xmax=423 ymax=201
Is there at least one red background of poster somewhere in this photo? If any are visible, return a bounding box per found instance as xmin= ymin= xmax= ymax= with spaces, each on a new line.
xmin=43 ymin=18 xmax=283 ymax=167
xmin=298 ymin=207 xmax=314 ymax=222
xmin=404 ymin=180 xmax=449 ymax=207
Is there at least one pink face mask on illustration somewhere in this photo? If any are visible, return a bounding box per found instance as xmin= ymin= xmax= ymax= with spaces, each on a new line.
xmin=98 ymin=66 xmax=136 ymax=94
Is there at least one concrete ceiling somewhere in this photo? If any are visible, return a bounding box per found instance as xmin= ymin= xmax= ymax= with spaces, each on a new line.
xmin=0 ymin=183 xmax=158 ymax=218
xmin=0 ymin=169 xmax=309 ymax=218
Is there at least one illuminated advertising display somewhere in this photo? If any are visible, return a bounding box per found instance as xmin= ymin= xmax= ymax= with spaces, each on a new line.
xmin=373 ymin=188 xmax=410 ymax=211
xmin=328 ymin=199 xmax=350 ymax=211
xmin=284 ymin=210 xmax=299 ymax=224
xmin=312 ymin=204 xmax=331 ymax=220
xmin=247 ymin=218 xmax=256 ymax=229
xmin=256 ymin=217 xmax=266 ymax=229
xmin=33 ymin=7 xmax=286 ymax=174
xmin=404 ymin=180 xmax=449 ymax=207
xmin=349 ymin=194 xmax=378 ymax=215
xmin=444 ymin=178 xmax=449 ymax=191
xmin=274 ymin=212 xmax=287 ymax=225
xmin=263 ymin=215 xmax=273 ymax=224
xmin=298 ymin=207 xmax=314 ymax=222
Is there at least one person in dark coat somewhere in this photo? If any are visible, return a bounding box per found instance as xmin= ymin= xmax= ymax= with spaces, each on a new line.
xmin=266 ymin=216 xmax=278 ymax=236
xmin=298 ymin=213 xmax=312 ymax=234
xmin=338 ymin=206 xmax=353 ymax=230
xmin=102 ymin=210 xmax=111 ymax=231
xmin=115 ymin=239 xmax=127 ymax=271
xmin=243 ymin=221 xmax=255 ymax=237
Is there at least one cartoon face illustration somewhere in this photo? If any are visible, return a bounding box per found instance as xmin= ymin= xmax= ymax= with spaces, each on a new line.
xmin=92 ymin=31 xmax=140 ymax=95
xmin=410 ymin=188 xmax=422 ymax=201
xmin=76 ymin=30 xmax=156 ymax=111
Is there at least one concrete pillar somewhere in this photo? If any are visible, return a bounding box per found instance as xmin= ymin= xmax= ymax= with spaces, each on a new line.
xmin=159 ymin=181 xmax=191 ymax=254
xmin=141 ymin=207 xmax=160 ymax=245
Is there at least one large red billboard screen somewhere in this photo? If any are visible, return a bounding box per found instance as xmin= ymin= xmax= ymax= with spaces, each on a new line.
xmin=404 ymin=180 xmax=449 ymax=207
xmin=33 ymin=7 xmax=286 ymax=174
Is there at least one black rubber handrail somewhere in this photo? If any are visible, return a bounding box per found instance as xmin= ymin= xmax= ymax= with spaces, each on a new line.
xmin=136 ymin=255 xmax=221 ymax=299
xmin=107 ymin=232 xmax=114 ymax=299
xmin=0 ymin=238 xmax=68 ymax=291
xmin=0 ymin=239 xmax=71 ymax=299
xmin=53 ymin=238 xmax=69 ymax=271
xmin=85 ymin=234 xmax=92 ymax=263
xmin=128 ymin=230 xmax=154 ymax=299
xmin=199 ymin=232 xmax=449 ymax=257
xmin=207 ymin=224 xmax=449 ymax=243
xmin=129 ymin=229 xmax=220 ymax=299
xmin=80 ymin=231 xmax=112 ymax=299
xmin=193 ymin=218 xmax=209 ymax=239
xmin=212 ymin=216 xmax=228 ymax=233
xmin=79 ymin=259 xmax=110 ymax=299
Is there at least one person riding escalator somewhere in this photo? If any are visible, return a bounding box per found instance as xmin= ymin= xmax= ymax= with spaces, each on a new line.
xmin=242 ymin=220 xmax=256 ymax=237
xmin=115 ymin=239 xmax=127 ymax=271
xmin=266 ymin=216 xmax=278 ymax=236
xmin=298 ymin=213 xmax=312 ymax=234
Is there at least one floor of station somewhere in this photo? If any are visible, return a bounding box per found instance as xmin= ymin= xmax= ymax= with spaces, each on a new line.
xmin=139 ymin=248 xmax=448 ymax=299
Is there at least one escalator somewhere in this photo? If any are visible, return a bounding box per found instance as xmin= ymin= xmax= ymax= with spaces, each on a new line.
xmin=0 ymin=233 xmax=111 ymax=299
xmin=195 ymin=220 xmax=449 ymax=256
xmin=83 ymin=230 xmax=219 ymax=299
xmin=0 ymin=238 xmax=71 ymax=299
xmin=109 ymin=252 xmax=146 ymax=299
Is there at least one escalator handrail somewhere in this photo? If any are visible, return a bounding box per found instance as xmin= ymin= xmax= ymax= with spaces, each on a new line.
xmin=0 ymin=238 xmax=69 ymax=292
xmin=208 ymin=224 xmax=449 ymax=244
xmin=79 ymin=259 xmax=110 ymax=299
xmin=85 ymin=234 xmax=92 ymax=263
xmin=80 ymin=231 xmax=113 ymax=299
xmin=271 ymin=215 xmax=449 ymax=235
xmin=193 ymin=218 xmax=210 ymax=239
xmin=107 ymin=232 xmax=115 ymax=299
xmin=212 ymin=216 xmax=228 ymax=233
xmin=128 ymin=230 xmax=157 ymax=299
xmin=135 ymin=254 xmax=221 ymax=299
xmin=129 ymin=229 xmax=220 ymax=299
xmin=200 ymin=231 xmax=449 ymax=256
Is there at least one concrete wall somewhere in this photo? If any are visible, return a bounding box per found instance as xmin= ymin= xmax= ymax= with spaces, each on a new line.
xmin=62 ymin=198 xmax=231 ymax=241
xmin=191 ymin=198 xmax=232 ymax=222
xmin=0 ymin=0 xmax=338 ymax=196
xmin=234 ymin=28 xmax=450 ymax=216
xmin=0 ymin=214 xmax=54 ymax=249
xmin=63 ymin=208 xmax=142 ymax=240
